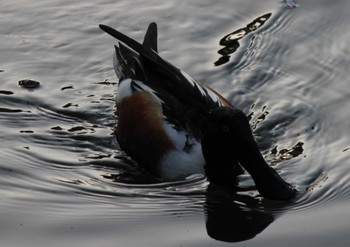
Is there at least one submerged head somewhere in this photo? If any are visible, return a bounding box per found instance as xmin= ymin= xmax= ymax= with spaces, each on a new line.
xmin=201 ymin=107 xmax=296 ymax=200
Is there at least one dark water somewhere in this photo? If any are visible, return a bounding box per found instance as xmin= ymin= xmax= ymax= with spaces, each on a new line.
xmin=1 ymin=0 xmax=350 ymax=246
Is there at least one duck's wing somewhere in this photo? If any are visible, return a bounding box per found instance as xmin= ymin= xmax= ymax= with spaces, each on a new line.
xmin=99 ymin=23 xmax=226 ymax=111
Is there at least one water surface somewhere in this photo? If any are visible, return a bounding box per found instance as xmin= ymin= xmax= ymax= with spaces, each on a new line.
xmin=1 ymin=0 xmax=350 ymax=246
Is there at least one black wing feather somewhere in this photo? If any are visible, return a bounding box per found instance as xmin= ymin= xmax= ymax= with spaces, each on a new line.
xmin=99 ymin=23 xmax=221 ymax=112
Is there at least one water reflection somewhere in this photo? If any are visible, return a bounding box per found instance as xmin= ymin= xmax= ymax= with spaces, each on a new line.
xmin=270 ymin=142 xmax=304 ymax=163
xmin=101 ymin=167 xmax=289 ymax=243
xmin=204 ymin=184 xmax=290 ymax=242
xmin=214 ymin=13 xmax=272 ymax=66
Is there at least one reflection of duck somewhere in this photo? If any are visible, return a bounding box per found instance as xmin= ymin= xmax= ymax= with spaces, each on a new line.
xmin=99 ymin=22 xmax=296 ymax=200
xmin=205 ymin=184 xmax=283 ymax=242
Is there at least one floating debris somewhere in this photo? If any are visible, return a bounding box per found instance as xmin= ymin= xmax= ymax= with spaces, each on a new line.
xmin=18 ymin=79 xmax=40 ymax=89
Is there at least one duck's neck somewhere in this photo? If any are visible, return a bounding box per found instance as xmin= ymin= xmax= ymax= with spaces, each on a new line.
xmin=202 ymin=138 xmax=241 ymax=187
xmin=239 ymin=149 xmax=296 ymax=200
xmin=201 ymin=135 xmax=296 ymax=200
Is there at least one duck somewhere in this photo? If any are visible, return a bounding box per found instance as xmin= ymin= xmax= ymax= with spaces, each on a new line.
xmin=99 ymin=22 xmax=296 ymax=200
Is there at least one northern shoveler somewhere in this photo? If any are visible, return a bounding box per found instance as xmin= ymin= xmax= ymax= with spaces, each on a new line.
xmin=99 ymin=22 xmax=296 ymax=200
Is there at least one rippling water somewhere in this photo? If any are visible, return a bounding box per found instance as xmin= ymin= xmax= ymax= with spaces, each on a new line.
xmin=1 ymin=0 xmax=350 ymax=246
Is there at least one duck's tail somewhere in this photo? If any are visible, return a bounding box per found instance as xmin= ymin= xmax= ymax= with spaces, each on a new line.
xmin=100 ymin=23 xmax=221 ymax=110
xmin=99 ymin=23 xmax=178 ymax=81
xmin=142 ymin=22 xmax=158 ymax=52
xmin=100 ymin=23 xmax=159 ymax=81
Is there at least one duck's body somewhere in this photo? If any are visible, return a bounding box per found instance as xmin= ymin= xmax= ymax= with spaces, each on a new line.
xmin=116 ymin=78 xmax=207 ymax=180
xmin=100 ymin=23 xmax=296 ymax=200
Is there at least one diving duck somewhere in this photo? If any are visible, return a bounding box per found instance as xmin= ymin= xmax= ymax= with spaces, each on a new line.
xmin=99 ymin=22 xmax=296 ymax=200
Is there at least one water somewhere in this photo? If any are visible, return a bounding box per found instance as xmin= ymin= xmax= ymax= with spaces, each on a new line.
xmin=1 ymin=0 xmax=350 ymax=246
